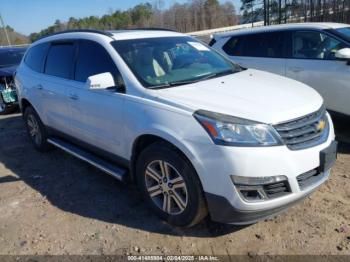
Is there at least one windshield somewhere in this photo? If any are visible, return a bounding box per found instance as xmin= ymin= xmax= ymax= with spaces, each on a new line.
xmin=335 ymin=27 xmax=350 ymax=41
xmin=111 ymin=37 xmax=241 ymax=88
xmin=0 ymin=49 xmax=26 ymax=68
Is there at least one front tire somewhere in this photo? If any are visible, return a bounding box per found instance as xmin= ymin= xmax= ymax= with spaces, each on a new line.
xmin=24 ymin=106 xmax=51 ymax=152
xmin=136 ymin=143 xmax=207 ymax=227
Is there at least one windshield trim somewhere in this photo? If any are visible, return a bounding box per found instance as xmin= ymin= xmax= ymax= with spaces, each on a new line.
xmin=110 ymin=37 xmax=242 ymax=89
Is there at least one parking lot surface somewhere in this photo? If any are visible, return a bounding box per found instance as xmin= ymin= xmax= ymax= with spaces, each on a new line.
xmin=0 ymin=113 xmax=349 ymax=255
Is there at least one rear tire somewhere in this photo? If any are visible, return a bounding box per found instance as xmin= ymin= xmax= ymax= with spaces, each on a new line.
xmin=136 ymin=142 xmax=207 ymax=227
xmin=23 ymin=106 xmax=51 ymax=152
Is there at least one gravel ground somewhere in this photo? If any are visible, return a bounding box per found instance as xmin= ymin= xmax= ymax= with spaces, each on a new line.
xmin=0 ymin=112 xmax=349 ymax=256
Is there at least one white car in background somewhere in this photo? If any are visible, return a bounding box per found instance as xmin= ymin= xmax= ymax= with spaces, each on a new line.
xmin=16 ymin=29 xmax=336 ymax=227
xmin=210 ymin=23 xmax=350 ymax=116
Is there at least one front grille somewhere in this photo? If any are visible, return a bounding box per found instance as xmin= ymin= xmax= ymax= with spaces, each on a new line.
xmin=274 ymin=106 xmax=329 ymax=150
xmin=297 ymin=168 xmax=326 ymax=190
xmin=263 ymin=181 xmax=291 ymax=199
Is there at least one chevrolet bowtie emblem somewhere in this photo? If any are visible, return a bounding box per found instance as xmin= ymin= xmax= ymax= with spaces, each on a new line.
xmin=316 ymin=120 xmax=326 ymax=131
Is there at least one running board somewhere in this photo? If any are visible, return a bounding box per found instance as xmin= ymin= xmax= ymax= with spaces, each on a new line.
xmin=47 ymin=138 xmax=127 ymax=182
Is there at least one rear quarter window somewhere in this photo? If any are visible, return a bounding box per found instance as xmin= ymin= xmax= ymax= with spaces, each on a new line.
xmin=24 ymin=43 xmax=49 ymax=73
xmin=222 ymin=36 xmax=244 ymax=56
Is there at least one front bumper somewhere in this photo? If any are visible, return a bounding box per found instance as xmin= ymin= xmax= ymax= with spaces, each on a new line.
xmin=205 ymin=170 xmax=328 ymax=224
xmin=185 ymin=113 xmax=336 ymax=224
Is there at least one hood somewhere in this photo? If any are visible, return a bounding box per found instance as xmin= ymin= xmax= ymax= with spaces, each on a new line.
xmin=154 ymin=69 xmax=323 ymax=124
xmin=0 ymin=65 xmax=17 ymax=77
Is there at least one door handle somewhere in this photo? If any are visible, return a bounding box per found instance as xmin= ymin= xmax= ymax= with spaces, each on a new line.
xmin=36 ymin=84 xmax=43 ymax=90
xmin=68 ymin=93 xmax=79 ymax=100
xmin=289 ymin=67 xmax=304 ymax=73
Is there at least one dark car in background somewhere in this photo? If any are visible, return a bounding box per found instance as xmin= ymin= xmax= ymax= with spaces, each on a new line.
xmin=0 ymin=47 xmax=27 ymax=114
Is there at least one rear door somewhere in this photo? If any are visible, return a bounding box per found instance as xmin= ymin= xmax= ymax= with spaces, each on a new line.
xmin=20 ymin=42 xmax=49 ymax=118
xmin=66 ymin=39 xmax=125 ymax=156
xmin=40 ymin=41 xmax=76 ymax=134
xmin=285 ymin=30 xmax=350 ymax=115
xmin=219 ymin=31 xmax=287 ymax=76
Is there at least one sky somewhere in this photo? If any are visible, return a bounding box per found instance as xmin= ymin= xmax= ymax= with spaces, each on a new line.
xmin=0 ymin=0 xmax=240 ymax=36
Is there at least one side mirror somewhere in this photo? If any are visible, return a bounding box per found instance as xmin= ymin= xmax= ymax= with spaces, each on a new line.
xmin=335 ymin=48 xmax=350 ymax=60
xmin=86 ymin=72 xmax=116 ymax=90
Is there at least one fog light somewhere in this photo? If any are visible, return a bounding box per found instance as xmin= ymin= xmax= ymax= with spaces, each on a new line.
xmin=231 ymin=175 xmax=289 ymax=202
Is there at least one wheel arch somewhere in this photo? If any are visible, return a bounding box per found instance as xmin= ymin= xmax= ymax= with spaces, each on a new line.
xmin=20 ymin=98 xmax=34 ymax=113
xmin=130 ymin=133 xmax=202 ymax=186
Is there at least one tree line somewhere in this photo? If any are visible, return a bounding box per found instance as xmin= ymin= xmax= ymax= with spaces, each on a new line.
xmin=0 ymin=26 xmax=28 ymax=46
xmin=241 ymin=0 xmax=350 ymax=25
xmin=29 ymin=0 xmax=238 ymax=42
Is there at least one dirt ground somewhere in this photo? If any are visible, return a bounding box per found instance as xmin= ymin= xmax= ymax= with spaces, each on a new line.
xmin=0 ymin=112 xmax=349 ymax=256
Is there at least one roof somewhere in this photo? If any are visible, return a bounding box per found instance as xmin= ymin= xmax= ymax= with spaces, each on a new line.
xmin=214 ymin=22 xmax=350 ymax=38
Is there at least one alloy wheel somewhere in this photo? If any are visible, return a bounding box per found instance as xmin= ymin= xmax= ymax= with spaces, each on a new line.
xmin=145 ymin=160 xmax=188 ymax=215
xmin=27 ymin=114 xmax=42 ymax=146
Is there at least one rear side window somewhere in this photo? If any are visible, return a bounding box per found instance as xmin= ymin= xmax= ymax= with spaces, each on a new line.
xmin=222 ymin=36 xmax=244 ymax=56
xmin=224 ymin=32 xmax=285 ymax=58
xmin=45 ymin=43 xmax=75 ymax=79
xmin=24 ymin=43 xmax=49 ymax=72
xmin=75 ymin=40 xmax=119 ymax=82
xmin=242 ymin=32 xmax=285 ymax=58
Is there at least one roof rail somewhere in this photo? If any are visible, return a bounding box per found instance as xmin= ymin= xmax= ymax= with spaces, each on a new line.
xmin=36 ymin=28 xmax=178 ymax=42
xmin=37 ymin=29 xmax=114 ymax=40
xmin=110 ymin=27 xmax=177 ymax=32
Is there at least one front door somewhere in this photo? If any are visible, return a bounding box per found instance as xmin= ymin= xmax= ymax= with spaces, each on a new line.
xmin=286 ymin=30 xmax=350 ymax=115
xmin=67 ymin=39 xmax=125 ymax=156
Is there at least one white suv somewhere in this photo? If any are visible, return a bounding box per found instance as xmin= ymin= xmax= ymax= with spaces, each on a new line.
xmin=210 ymin=23 xmax=350 ymax=116
xmin=15 ymin=29 xmax=337 ymax=227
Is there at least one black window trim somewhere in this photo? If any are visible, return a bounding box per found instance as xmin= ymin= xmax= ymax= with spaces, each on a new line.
xmin=288 ymin=28 xmax=350 ymax=61
xmin=43 ymin=40 xmax=77 ymax=80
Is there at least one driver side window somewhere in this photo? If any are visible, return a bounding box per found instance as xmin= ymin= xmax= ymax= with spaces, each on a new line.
xmin=292 ymin=31 xmax=346 ymax=60
xmin=75 ymin=40 xmax=124 ymax=86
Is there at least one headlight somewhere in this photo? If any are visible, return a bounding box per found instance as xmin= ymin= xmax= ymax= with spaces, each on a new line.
xmin=194 ymin=110 xmax=282 ymax=146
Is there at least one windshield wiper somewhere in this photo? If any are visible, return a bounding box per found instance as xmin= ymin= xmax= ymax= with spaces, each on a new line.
xmin=198 ymin=69 xmax=236 ymax=81
xmin=148 ymin=69 xmax=237 ymax=89
xmin=166 ymin=69 xmax=236 ymax=87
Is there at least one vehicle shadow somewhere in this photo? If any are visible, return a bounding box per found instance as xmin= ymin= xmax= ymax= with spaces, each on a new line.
xmin=0 ymin=114 xmax=246 ymax=237
xmin=330 ymin=113 xmax=350 ymax=154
